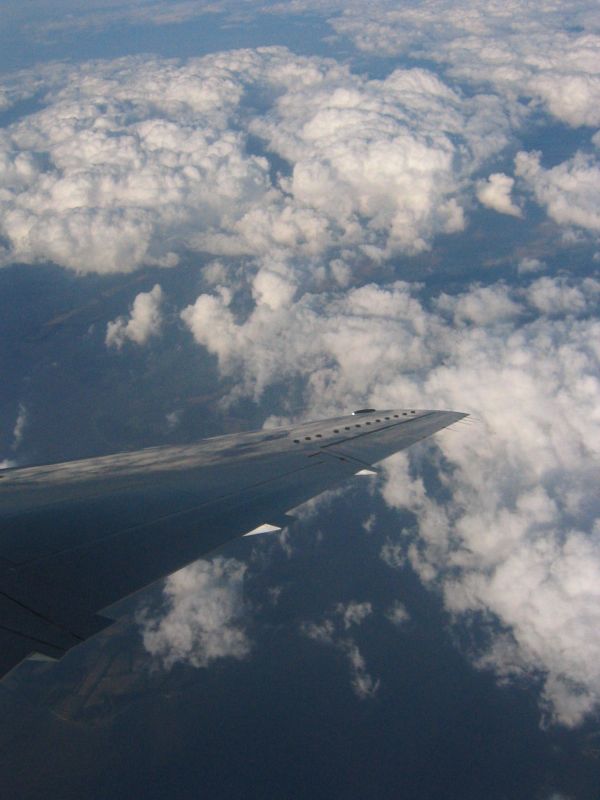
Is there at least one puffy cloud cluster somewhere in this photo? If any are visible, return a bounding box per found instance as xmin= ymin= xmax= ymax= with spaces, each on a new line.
xmin=302 ymin=600 xmax=380 ymax=699
xmin=138 ymin=556 xmax=251 ymax=670
xmin=21 ymin=0 xmax=600 ymax=134
xmin=106 ymin=284 xmax=164 ymax=349
xmin=0 ymin=52 xmax=269 ymax=272
xmin=0 ymin=47 xmax=514 ymax=275
xmin=2 ymin=6 xmax=598 ymax=278
xmin=246 ymin=66 xmax=511 ymax=261
xmin=326 ymin=0 xmax=600 ymax=128
xmin=382 ymin=452 xmax=600 ymax=728
xmin=182 ymin=274 xmax=600 ymax=725
xmin=516 ymin=150 xmax=600 ymax=235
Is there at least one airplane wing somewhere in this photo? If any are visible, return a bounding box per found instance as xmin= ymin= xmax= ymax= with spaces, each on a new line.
xmin=0 ymin=408 xmax=465 ymax=679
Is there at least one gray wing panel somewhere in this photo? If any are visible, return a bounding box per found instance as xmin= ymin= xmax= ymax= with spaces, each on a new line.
xmin=324 ymin=410 xmax=463 ymax=464
xmin=0 ymin=408 xmax=465 ymax=678
xmin=3 ymin=449 xmax=361 ymax=624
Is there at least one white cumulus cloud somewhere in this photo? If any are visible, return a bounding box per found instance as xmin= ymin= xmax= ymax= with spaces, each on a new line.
xmin=0 ymin=48 xmax=515 ymax=277
xmin=138 ymin=556 xmax=251 ymax=670
xmin=477 ymin=173 xmax=522 ymax=217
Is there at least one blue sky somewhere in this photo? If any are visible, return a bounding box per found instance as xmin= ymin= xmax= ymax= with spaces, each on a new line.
xmin=1 ymin=2 xmax=600 ymax=797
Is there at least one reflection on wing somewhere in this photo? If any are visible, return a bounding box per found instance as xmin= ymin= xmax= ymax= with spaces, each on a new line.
xmin=0 ymin=408 xmax=465 ymax=679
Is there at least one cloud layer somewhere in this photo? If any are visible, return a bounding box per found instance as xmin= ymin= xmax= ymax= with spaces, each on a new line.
xmin=3 ymin=13 xmax=600 ymax=731
xmin=2 ymin=35 xmax=598 ymax=289
xmin=0 ymin=47 xmax=516 ymax=277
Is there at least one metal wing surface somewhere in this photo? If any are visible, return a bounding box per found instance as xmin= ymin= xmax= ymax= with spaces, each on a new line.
xmin=0 ymin=408 xmax=465 ymax=679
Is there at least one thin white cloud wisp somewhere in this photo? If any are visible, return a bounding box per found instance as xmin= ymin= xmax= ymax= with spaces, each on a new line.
xmin=302 ymin=601 xmax=380 ymax=699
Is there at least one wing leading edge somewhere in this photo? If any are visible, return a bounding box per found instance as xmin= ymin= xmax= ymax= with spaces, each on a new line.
xmin=0 ymin=408 xmax=466 ymax=679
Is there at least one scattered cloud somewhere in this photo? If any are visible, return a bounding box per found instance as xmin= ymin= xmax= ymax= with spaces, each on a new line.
xmin=379 ymin=538 xmax=407 ymax=570
xmin=1 ymin=403 xmax=28 ymax=466
xmin=385 ymin=601 xmax=411 ymax=627
xmin=302 ymin=618 xmax=335 ymax=644
xmin=165 ymin=409 xmax=182 ymax=430
xmin=362 ymin=514 xmax=377 ymax=533
xmin=335 ymin=600 xmax=373 ymax=629
xmin=344 ymin=641 xmax=381 ymax=699
xmin=268 ymin=585 xmax=283 ymax=605
xmin=302 ymin=600 xmax=380 ymax=699
xmin=106 ymin=284 xmax=164 ymax=349
xmin=367 ymin=281 xmax=600 ymax=726
xmin=138 ymin=556 xmax=251 ymax=670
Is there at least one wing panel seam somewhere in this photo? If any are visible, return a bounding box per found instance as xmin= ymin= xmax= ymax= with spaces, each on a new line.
xmin=0 ymin=623 xmax=67 ymax=654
